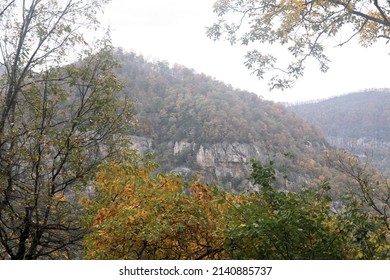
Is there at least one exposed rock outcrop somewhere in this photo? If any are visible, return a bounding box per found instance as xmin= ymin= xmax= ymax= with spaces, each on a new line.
xmin=131 ymin=137 xmax=269 ymax=190
xmin=195 ymin=143 xmax=261 ymax=178
xmin=130 ymin=136 xmax=154 ymax=155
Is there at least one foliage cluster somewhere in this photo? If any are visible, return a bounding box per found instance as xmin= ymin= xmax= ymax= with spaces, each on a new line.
xmin=84 ymin=156 xmax=389 ymax=260
xmin=207 ymin=0 xmax=390 ymax=89
xmin=83 ymin=153 xmax=231 ymax=260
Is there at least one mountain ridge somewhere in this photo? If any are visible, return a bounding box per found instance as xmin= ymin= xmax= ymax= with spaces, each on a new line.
xmin=114 ymin=49 xmax=369 ymax=193
xmin=290 ymin=89 xmax=390 ymax=177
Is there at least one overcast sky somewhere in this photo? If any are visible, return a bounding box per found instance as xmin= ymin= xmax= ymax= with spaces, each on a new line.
xmin=100 ymin=0 xmax=390 ymax=103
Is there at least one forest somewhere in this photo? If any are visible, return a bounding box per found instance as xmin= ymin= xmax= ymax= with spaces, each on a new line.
xmin=291 ymin=90 xmax=390 ymax=177
xmin=0 ymin=0 xmax=389 ymax=260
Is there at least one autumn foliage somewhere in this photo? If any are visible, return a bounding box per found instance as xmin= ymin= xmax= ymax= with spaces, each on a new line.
xmin=83 ymin=155 xmax=389 ymax=260
xmin=83 ymin=154 xmax=236 ymax=259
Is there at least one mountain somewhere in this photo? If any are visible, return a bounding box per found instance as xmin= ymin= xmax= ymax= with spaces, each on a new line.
xmin=290 ymin=89 xmax=390 ymax=177
xmin=113 ymin=49 xmax=355 ymax=192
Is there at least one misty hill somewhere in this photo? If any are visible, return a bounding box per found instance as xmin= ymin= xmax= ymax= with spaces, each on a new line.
xmin=291 ymin=89 xmax=390 ymax=177
xmin=113 ymin=49 xmax=353 ymax=192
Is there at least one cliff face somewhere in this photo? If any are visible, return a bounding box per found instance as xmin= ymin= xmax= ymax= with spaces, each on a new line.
xmin=195 ymin=142 xmax=261 ymax=177
xmin=132 ymin=137 xmax=262 ymax=182
xmin=130 ymin=136 xmax=327 ymax=191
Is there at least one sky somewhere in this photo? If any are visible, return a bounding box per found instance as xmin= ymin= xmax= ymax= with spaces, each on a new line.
xmin=100 ymin=0 xmax=390 ymax=103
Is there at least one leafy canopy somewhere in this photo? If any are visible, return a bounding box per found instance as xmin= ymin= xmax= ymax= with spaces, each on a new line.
xmin=84 ymin=156 xmax=390 ymax=259
xmin=83 ymin=152 xmax=234 ymax=260
xmin=207 ymin=0 xmax=390 ymax=90
xmin=0 ymin=0 xmax=133 ymax=260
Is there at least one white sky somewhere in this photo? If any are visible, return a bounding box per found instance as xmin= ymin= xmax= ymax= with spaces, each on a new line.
xmin=100 ymin=0 xmax=390 ymax=103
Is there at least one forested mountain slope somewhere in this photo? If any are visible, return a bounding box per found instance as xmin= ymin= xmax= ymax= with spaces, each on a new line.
xmin=291 ymin=89 xmax=390 ymax=177
xmin=114 ymin=49 xmax=353 ymax=191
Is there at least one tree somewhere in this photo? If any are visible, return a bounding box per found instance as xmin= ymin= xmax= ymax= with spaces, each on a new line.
xmin=228 ymin=160 xmax=390 ymax=259
xmin=227 ymin=187 xmax=352 ymax=259
xmin=207 ymin=0 xmax=390 ymax=90
xmin=83 ymin=153 xmax=233 ymax=260
xmin=0 ymin=0 xmax=133 ymax=259
xmin=227 ymin=160 xmax=347 ymax=259
xmin=328 ymin=151 xmax=390 ymax=258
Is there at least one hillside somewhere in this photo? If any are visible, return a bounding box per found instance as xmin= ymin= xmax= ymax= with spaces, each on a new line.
xmin=291 ymin=89 xmax=390 ymax=177
xmin=112 ymin=49 xmax=361 ymax=192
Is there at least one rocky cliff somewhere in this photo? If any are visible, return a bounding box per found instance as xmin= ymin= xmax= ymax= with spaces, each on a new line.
xmin=131 ymin=137 xmax=261 ymax=190
xmin=130 ymin=135 xmax=328 ymax=191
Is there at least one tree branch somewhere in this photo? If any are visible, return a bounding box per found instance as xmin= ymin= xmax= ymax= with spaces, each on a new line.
xmin=373 ymin=0 xmax=389 ymax=23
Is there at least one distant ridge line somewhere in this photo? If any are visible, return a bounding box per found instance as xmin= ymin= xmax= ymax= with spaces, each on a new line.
xmin=287 ymin=88 xmax=390 ymax=107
